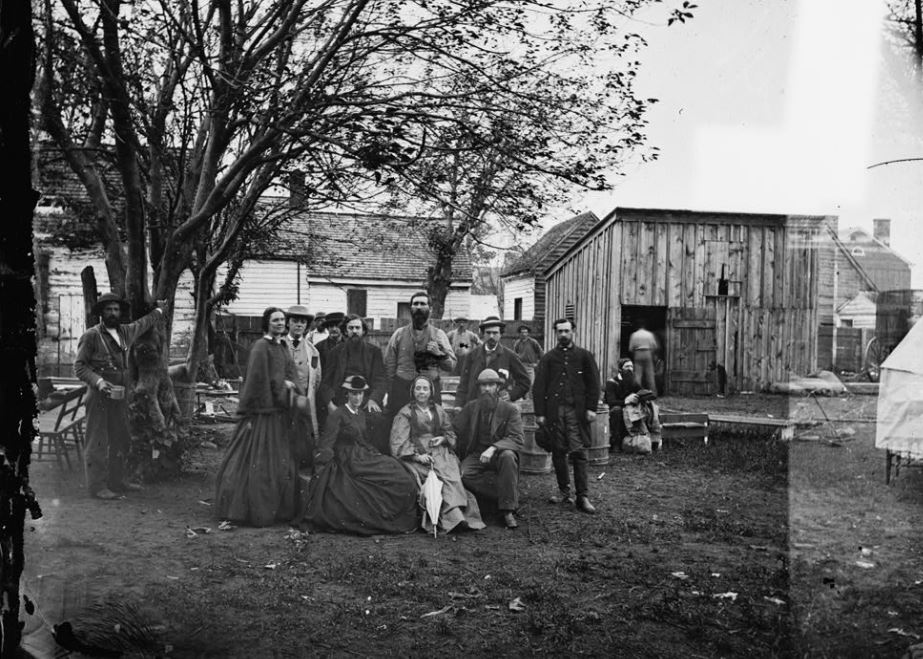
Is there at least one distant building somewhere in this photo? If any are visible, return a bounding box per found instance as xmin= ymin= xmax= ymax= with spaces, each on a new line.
xmin=499 ymin=211 xmax=599 ymax=321
xmin=817 ymin=218 xmax=912 ymax=327
xmin=218 ymin=209 xmax=473 ymax=326
xmin=542 ymin=206 xmax=829 ymax=394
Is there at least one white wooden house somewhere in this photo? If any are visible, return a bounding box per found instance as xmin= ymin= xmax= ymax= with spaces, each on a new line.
xmin=219 ymin=210 xmax=474 ymax=326
xmin=499 ymin=211 xmax=599 ymax=321
xmin=33 ymin=209 xmax=197 ymax=375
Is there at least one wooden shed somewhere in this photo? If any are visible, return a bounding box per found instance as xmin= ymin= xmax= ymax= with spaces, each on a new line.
xmin=543 ymin=207 xmax=830 ymax=394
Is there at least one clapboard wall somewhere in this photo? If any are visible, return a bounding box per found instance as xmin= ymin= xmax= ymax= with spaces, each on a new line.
xmin=544 ymin=208 xmax=829 ymax=393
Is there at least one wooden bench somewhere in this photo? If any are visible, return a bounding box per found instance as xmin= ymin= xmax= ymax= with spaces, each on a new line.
xmin=35 ymin=385 xmax=88 ymax=469
xmin=708 ymin=414 xmax=796 ymax=441
xmin=660 ymin=413 xmax=709 ymax=444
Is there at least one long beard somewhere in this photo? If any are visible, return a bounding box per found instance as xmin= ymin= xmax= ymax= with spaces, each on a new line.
xmin=411 ymin=309 xmax=429 ymax=329
xmin=478 ymin=391 xmax=499 ymax=411
xmin=347 ymin=334 xmax=362 ymax=345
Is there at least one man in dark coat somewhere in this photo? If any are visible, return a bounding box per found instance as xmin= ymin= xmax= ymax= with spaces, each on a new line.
xmin=604 ymin=357 xmax=641 ymax=451
xmin=318 ymin=314 xmax=389 ymax=451
xmin=315 ymin=311 xmax=345 ymax=371
xmin=533 ymin=318 xmax=601 ymax=514
xmin=455 ymin=316 xmax=530 ymax=408
xmin=74 ymin=293 xmax=167 ymax=499
xmin=452 ymin=369 xmax=524 ymax=529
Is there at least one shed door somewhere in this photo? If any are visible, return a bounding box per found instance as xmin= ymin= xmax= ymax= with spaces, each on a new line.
xmin=667 ymin=307 xmax=718 ymax=396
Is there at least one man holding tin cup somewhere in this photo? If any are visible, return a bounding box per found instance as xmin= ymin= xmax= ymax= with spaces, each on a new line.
xmin=75 ymin=293 xmax=167 ymax=500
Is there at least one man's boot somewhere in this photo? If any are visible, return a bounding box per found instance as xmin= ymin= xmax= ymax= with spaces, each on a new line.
xmin=575 ymin=496 xmax=596 ymax=514
xmin=572 ymin=450 xmax=595 ymax=514
xmin=548 ymin=489 xmax=575 ymax=505
xmin=550 ymin=450 xmax=571 ymax=503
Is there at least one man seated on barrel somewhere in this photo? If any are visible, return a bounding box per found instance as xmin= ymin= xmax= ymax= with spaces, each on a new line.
xmin=451 ymin=369 xmax=524 ymax=529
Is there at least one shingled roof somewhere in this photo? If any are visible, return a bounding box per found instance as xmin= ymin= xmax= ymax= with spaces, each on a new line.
xmin=251 ymin=210 xmax=473 ymax=283
xmin=500 ymin=211 xmax=600 ymax=278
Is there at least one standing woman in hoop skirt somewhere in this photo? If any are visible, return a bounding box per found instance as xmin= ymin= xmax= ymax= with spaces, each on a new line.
xmin=215 ymin=307 xmax=301 ymax=527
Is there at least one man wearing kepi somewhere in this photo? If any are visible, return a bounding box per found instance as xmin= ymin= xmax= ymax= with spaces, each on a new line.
xmin=452 ymin=369 xmax=524 ymax=529
xmin=74 ymin=293 xmax=167 ymax=500
xmin=455 ymin=316 xmax=530 ymax=408
xmin=384 ymin=291 xmax=456 ymax=414
xmin=284 ymin=305 xmax=322 ymax=466
xmin=533 ymin=318 xmax=601 ymax=514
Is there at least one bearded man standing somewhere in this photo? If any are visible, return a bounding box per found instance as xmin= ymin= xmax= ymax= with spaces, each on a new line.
xmin=455 ymin=316 xmax=530 ymax=407
xmin=284 ymin=305 xmax=322 ymax=466
xmin=74 ymin=293 xmax=167 ymax=500
xmin=319 ymin=314 xmax=388 ymax=450
xmin=452 ymin=369 xmax=524 ymax=529
xmin=533 ymin=318 xmax=601 ymax=514
xmin=384 ymin=291 xmax=456 ymax=415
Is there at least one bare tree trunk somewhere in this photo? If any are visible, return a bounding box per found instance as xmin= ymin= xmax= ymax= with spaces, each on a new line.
xmin=80 ymin=266 xmax=98 ymax=330
xmin=427 ymin=247 xmax=454 ymax=320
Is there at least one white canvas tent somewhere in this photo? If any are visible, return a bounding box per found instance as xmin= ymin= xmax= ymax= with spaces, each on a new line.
xmin=875 ymin=317 xmax=923 ymax=456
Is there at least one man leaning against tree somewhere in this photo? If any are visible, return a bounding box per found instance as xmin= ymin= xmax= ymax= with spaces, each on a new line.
xmin=75 ymin=293 xmax=167 ymax=500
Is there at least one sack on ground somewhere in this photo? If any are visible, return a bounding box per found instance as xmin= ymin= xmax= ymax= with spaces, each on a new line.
xmin=622 ymin=433 xmax=652 ymax=454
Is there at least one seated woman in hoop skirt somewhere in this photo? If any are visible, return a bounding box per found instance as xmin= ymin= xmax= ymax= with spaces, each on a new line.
xmin=298 ymin=375 xmax=418 ymax=535
xmin=390 ymin=374 xmax=485 ymax=534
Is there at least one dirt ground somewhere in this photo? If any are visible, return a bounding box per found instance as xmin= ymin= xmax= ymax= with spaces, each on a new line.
xmin=19 ymin=392 xmax=923 ymax=658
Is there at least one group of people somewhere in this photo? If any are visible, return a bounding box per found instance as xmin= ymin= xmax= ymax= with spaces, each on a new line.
xmin=75 ymin=288 xmax=662 ymax=537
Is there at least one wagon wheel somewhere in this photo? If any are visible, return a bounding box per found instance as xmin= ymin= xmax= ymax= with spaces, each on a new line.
xmin=863 ymin=337 xmax=887 ymax=382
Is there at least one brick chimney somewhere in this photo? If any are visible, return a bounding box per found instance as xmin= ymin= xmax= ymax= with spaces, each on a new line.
xmin=287 ymin=170 xmax=305 ymax=209
xmin=873 ymin=218 xmax=890 ymax=246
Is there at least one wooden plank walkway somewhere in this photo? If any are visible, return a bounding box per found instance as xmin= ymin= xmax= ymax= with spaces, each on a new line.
xmin=708 ymin=414 xmax=796 ymax=440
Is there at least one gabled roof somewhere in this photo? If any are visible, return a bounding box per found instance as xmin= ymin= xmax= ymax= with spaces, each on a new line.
xmin=252 ymin=210 xmax=473 ymax=283
xmin=836 ymin=290 xmax=876 ymax=315
xmin=500 ymin=211 xmax=600 ymax=278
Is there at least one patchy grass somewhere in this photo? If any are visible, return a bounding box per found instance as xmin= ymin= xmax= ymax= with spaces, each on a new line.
xmin=21 ymin=396 xmax=923 ymax=657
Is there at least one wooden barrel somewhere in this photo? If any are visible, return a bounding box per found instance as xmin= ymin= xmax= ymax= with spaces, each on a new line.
xmin=441 ymin=375 xmax=461 ymax=406
xmin=588 ymin=403 xmax=610 ymax=465
xmin=517 ymin=398 xmax=550 ymax=474
xmin=172 ymin=381 xmax=196 ymax=421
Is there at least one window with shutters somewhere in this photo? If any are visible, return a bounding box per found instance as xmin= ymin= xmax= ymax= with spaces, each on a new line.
xmin=347 ymin=289 xmax=367 ymax=317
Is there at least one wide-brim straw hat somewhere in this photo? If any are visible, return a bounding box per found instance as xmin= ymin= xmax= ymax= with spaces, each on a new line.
xmin=285 ymin=305 xmax=314 ymax=323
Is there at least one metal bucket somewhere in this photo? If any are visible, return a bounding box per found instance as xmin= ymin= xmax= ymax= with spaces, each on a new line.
xmin=517 ymin=398 xmax=550 ymax=474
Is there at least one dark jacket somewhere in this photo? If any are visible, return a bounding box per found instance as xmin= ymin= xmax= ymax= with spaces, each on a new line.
xmin=455 ymin=344 xmax=531 ymax=407
xmin=451 ymin=398 xmax=524 ymax=460
xmin=318 ymin=340 xmax=387 ymax=407
xmin=533 ymin=344 xmax=601 ymax=427
xmin=604 ymin=374 xmax=641 ymax=409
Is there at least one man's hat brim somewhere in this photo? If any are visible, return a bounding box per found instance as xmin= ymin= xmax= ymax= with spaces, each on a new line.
xmin=479 ymin=317 xmax=506 ymax=331
xmin=341 ymin=375 xmax=370 ymax=391
xmin=285 ymin=305 xmax=314 ymax=322
xmin=93 ymin=293 xmax=128 ymax=315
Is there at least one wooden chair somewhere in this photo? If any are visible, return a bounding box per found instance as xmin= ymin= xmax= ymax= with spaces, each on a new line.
xmin=35 ymin=385 xmax=88 ymax=469
xmin=660 ymin=413 xmax=710 ymax=444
